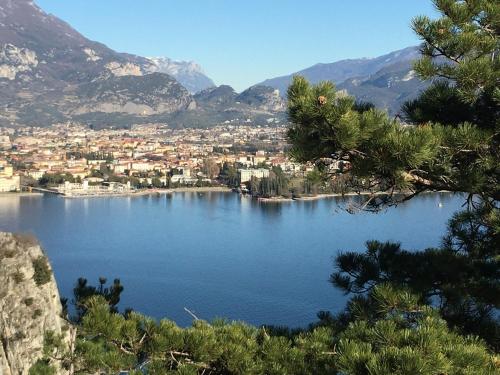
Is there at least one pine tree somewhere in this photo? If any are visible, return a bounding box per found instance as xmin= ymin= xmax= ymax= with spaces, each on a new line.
xmin=287 ymin=0 xmax=499 ymax=351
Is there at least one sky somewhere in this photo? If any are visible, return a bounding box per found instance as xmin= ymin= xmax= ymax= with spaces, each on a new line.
xmin=35 ymin=0 xmax=438 ymax=92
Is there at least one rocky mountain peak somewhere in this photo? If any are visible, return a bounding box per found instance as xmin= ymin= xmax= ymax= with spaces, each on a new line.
xmin=237 ymin=85 xmax=285 ymax=112
xmin=147 ymin=56 xmax=215 ymax=93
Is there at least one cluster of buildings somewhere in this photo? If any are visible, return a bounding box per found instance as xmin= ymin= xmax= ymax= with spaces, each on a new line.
xmin=0 ymin=123 xmax=315 ymax=194
xmin=0 ymin=161 xmax=20 ymax=192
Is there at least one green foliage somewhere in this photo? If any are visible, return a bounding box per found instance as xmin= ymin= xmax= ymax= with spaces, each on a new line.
xmin=69 ymin=277 xmax=124 ymax=322
xmin=28 ymin=360 xmax=56 ymax=375
xmin=55 ymin=286 xmax=496 ymax=374
xmin=32 ymin=309 xmax=43 ymax=319
xmin=331 ymin=206 xmax=500 ymax=348
xmin=287 ymin=76 xmax=498 ymax=202
xmin=32 ymin=256 xmax=52 ymax=286
xmin=252 ymin=167 xmax=290 ymax=198
xmin=285 ymin=0 xmax=500 ymax=357
xmin=69 ymin=295 xmax=336 ymax=374
xmin=151 ymin=177 xmax=163 ymax=188
xmin=336 ymin=285 xmax=497 ymax=375
xmin=402 ymin=81 xmax=498 ymax=128
xmin=38 ymin=173 xmax=75 ymax=187
xmin=29 ymin=331 xmax=71 ymax=375
xmin=219 ymin=162 xmax=239 ymax=187
xmin=12 ymin=270 xmax=24 ymax=284
xmin=411 ymin=0 xmax=499 ymax=104
xmin=66 ymin=151 xmax=114 ymax=162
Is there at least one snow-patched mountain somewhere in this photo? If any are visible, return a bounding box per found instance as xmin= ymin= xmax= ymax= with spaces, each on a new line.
xmin=147 ymin=57 xmax=215 ymax=94
xmin=0 ymin=0 xmax=283 ymax=128
xmin=258 ymin=46 xmax=428 ymax=114
xmin=0 ymin=0 xmax=198 ymax=127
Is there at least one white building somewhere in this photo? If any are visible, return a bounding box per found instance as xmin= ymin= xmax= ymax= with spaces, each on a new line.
xmin=238 ymin=168 xmax=269 ymax=183
xmin=0 ymin=164 xmax=20 ymax=192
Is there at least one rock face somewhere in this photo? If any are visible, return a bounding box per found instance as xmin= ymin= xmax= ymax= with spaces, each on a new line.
xmin=0 ymin=0 xmax=284 ymax=128
xmin=236 ymin=86 xmax=285 ymax=112
xmin=0 ymin=44 xmax=38 ymax=80
xmin=147 ymin=57 xmax=215 ymax=94
xmin=165 ymin=84 xmax=286 ymax=127
xmin=258 ymin=46 xmax=429 ymax=115
xmin=0 ymin=0 xmax=194 ymax=127
xmin=0 ymin=232 xmax=69 ymax=375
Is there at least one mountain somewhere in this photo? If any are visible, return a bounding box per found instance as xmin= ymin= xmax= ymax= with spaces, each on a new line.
xmin=168 ymin=84 xmax=286 ymax=127
xmin=0 ymin=0 xmax=284 ymax=128
xmin=147 ymin=57 xmax=215 ymax=93
xmin=0 ymin=0 xmax=198 ymax=127
xmin=258 ymin=46 xmax=429 ymax=114
xmin=337 ymin=60 xmax=430 ymax=115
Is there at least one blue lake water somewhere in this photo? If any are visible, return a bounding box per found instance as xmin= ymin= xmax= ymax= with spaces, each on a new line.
xmin=0 ymin=192 xmax=464 ymax=327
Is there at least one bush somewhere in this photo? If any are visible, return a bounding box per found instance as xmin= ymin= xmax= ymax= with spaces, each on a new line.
xmin=12 ymin=270 xmax=24 ymax=284
xmin=29 ymin=360 xmax=56 ymax=375
xmin=32 ymin=309 xmax=43 ymax=319
xmin=32 ymin=256 xmax=52 ymax=286
xmin=1 ymin=249 xmax=16 ymax=259
xmin=23 ymin=297 xmax=34 ymax=306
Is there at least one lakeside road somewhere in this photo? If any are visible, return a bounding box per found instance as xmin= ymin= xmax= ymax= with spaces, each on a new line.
xmin=35 ymin=186 xmax=451 ymax=201
xmin=0 ymin=192 xmax=43 ymax=197
xmin=62 ymin=186 xmax=233 ymax=198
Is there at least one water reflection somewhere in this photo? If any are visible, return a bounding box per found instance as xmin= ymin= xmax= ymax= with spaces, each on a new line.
xmin=0 ymin=192 xmax=465 ymax=328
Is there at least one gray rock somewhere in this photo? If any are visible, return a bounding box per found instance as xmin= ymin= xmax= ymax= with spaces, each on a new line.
xmin=0 ymin=232 xmax=70 ymax=375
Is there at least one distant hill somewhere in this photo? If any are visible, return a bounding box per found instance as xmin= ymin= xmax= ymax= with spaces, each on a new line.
xmin=0 ymin=0 xmax=285 ymax=128
xmin=0 ymin=0 xmax=425 ymax=127
xmin=147 ymin=57 xmax=215 ymax=94
xmin=0 ymin=0 xmax=194 ymax=127
xmin=258 ymin=46 xmax=430 ymax=115
xmin=168 ymin=85 xmax=286 ymax=128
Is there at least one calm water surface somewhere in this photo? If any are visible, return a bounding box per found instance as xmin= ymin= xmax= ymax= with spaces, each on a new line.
xmin=0 ymin=192 xmax=464 ymax=327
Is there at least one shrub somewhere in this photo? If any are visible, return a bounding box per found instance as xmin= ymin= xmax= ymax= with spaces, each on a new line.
xmin=23 ymin=297 xmax=34 ymax=306
xmin=12 ymin=270 xmax=24 ymax=284
xmin=32 ymin=309 xmax=43 ymax=319
xmin=32 ymin=256 xmax=52 ymax=286
xmin=29 ymin=360 xmax=56 ymax=375
xmin=13 ymin=331 xmax=26 ymax=341
xmin=1 ymin=249 xmax=16 ymax=259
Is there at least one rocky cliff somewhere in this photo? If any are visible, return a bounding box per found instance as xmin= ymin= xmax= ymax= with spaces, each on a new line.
xmin=0 ymin=0 xmax=287 ymax=128
xmin=147 ymin=57 xmax=215 ymax=93
xmin=0 ymin=232 xmax=70 ymax=375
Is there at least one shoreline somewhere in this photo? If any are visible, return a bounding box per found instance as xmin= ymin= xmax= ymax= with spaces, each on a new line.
xmin=0 ymin=192 xmax=43 ymax=197
xmin=14 ymin=187 xmax=451 ymax=201
xmin=62 ymin=186 xmax=232 ymax=198
xmin=257 ymin=190 xmax=453 ymax=203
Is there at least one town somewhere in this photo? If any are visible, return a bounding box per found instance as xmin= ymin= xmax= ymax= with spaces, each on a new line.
xmin=0 ymin=123 xmax=348 ymax=198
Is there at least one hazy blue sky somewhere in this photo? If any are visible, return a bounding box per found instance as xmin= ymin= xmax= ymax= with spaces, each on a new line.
xmin=36 ymin=0 xmax=438 ymax=92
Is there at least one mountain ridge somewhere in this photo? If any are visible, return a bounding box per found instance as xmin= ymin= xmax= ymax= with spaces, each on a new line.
xmin=147 ymin=56 xmax=215 ymax=94
xmin=257 ymin=46 xmax=428 ymax=114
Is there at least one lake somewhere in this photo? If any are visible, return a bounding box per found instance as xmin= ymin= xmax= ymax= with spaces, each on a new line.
xmin=0 ymin=192 xmax=464 ymax=327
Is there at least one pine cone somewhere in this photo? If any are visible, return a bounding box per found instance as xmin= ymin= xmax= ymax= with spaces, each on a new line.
xmin=318 ymin=96 xmax=327 ymax=106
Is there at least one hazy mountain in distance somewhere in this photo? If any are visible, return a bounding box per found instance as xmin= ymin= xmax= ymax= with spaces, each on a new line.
xmin=258 ymin=46 xmax=429 ymax=114
xmin=0 ymin=0 xmax=198 ymax=127
xmin=168 ymin=84 xmax=286 ymax=127
xmin=147 ymin=57 xmax=215 ymax=94
xmin=338 ymin=59 xmax=431 ymax=115
xmin=0 ymin=0 xmax=286 ymax=128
